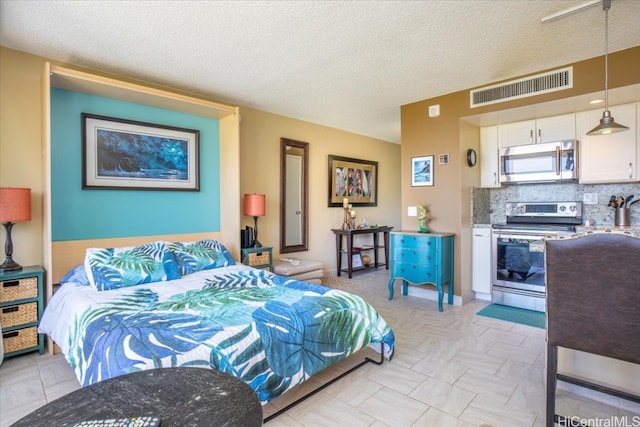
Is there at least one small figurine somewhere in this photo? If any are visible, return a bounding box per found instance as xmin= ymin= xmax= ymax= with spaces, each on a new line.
xmin=417 ymin=204 xmax=430 ymax=233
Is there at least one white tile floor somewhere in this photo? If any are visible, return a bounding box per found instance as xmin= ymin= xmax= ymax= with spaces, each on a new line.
xmin=1 ymin=269 xmax=638 ymax=426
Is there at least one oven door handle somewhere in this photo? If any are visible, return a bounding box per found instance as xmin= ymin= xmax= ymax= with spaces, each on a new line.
xmin=495 ymin=233 xmax=549 ymax=241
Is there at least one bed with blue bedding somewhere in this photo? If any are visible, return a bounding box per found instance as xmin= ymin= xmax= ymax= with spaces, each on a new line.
xmin=39 ymin=240 xmax=395 ymax=405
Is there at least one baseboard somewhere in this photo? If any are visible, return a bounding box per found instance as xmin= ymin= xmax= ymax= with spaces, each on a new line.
xmin=406 ymin=286 xmax=462 ymax=306
xmin=473 ymin=291 xmax=492 ymax=301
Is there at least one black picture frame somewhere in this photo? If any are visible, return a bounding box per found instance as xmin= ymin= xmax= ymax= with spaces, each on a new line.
xmin=328 ymin=155 xmax=378 ymax=207
xmin=82 ymin=113 xmax=200 ymax=191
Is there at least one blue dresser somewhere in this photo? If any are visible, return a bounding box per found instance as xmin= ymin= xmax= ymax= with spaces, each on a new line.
xmin=387 ymin=231 xmax=455 ymax=311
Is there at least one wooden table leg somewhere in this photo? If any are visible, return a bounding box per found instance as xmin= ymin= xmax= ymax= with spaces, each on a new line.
xmin=335 ymin=233 xmax=342 ymax=277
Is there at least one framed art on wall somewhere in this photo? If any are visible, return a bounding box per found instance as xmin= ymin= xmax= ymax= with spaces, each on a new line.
xmin=411 ymin=155 xmax=434 ymax=187
xmin=82 ymin=113 xmax=200 ymax=190
xmin=328 ymin=155 xmax=378 ymax=207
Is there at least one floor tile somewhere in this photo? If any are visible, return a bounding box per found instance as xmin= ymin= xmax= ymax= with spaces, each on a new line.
xmin=454 ymin=369 xmax=517 ymax=403
xmin=357 ymin=387 xmax=430 ymax=427
xmin=459 ymin=394 xmax=537 ymax=427
xmin=409 ymin=376 xmax=476 ymax=417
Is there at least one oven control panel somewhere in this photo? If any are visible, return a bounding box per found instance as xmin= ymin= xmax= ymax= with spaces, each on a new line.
xmin=505 ymin=201 xmax=582 ymax=218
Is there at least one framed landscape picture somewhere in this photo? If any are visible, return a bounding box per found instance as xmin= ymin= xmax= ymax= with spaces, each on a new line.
xmin=411 ymin=155 xmax=434 ymax=187
xmin=352 ymin=253 xmax=363 ymax=269
xmin=328 ymin=155 xmax=378 ymax=207
xmin=82 ymin=113 xmax=200 ymax=191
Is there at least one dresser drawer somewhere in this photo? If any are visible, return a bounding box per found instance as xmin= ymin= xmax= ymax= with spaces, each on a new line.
xmin=393 ymin=247 xmax=437 ymax=263
xmin=0 ymin=276 xmax=38 ymax=303
xmin=392 ymin=234 xmax=435 ymax=251
xmin=2 ymin=326 xmax=38 ymax=354
xmin=392 ymin=262 xmax=437 ymax=284
xmin=1 ymin=301 xmax=38 ymax=328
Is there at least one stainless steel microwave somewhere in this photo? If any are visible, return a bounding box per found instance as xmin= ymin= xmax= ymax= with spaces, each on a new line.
xmin=499 ymin=140 xmax=578 ymax=184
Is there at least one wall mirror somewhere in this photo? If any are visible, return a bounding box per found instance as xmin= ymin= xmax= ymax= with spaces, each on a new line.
xmin=280 ymin=138 xmax=309 ymax=253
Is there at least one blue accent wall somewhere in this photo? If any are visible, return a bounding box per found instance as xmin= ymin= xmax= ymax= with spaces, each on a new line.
xmin=51 ymin=88 xmax=221 ymax=241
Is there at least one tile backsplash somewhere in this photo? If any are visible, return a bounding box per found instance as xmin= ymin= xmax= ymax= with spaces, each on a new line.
xmin=472 ymin=183 xmax=640 ymax=227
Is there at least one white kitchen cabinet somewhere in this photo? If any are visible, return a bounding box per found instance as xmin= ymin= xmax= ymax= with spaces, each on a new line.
xmin=577 ymin=103 xmax=638 ymax=183
xmin=480 ymin=126 xmax=500 ymax=188
xmin=498 ymin=113 xmax=576 ymax=147
xmin=472 ymin=227 xmax=492 ymax=299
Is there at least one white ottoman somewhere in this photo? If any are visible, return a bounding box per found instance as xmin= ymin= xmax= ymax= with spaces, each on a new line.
xmin=273 ymin=259 xmax=324 ymax=285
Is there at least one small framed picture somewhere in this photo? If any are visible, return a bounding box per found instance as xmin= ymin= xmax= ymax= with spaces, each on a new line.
xmin=411 ymin=155 xmax=434 ymax=187
xmin=352 ymin=253 xmax=363 ymax=269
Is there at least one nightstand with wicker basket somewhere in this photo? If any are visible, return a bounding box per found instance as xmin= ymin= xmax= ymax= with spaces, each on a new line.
xmin=0 ymin=266 xmax=45 ymax=357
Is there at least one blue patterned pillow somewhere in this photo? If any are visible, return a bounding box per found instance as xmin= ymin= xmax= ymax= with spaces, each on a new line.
xmin=167 ymin=239 xmax=235 ymax=276
xmin=85 ymin=241 xmax=181 ymax=291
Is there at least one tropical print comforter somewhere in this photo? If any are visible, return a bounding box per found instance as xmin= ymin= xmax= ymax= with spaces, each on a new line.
xmin=39 ymin=264 xmax=395 ymax=403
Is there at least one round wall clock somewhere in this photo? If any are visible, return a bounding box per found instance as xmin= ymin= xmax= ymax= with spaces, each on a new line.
xmin=466 ymin=149 xmax=477 ymax=167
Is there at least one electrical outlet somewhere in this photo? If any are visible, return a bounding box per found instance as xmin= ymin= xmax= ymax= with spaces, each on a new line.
xmin=583 ymin=193 xmax=598 ymax=205
xmin=408 ymin=206 xmax=417 ymax=217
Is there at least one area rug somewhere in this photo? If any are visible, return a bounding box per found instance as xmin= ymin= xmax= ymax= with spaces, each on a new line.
xmin=476 ymin=304 xmax=546 ymax=329
xmin=320 ymin=276 xmax=364 ymax=291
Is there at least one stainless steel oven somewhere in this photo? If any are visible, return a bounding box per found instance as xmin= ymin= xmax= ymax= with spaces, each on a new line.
xmin=491 ymin=202 xmax=582 ymax=312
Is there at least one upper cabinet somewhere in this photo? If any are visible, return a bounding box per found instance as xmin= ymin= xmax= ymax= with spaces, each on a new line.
xmin=577 ymin=103 xmax=638 ymax=183
xmin=498 ymin=113 xmax=576 ymax=147
xmin=480 ymin=126 xmax=500 ymax=188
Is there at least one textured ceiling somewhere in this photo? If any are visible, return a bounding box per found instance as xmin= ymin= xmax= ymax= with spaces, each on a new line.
xmin=1 ymin=1 xmax=639 ymax=144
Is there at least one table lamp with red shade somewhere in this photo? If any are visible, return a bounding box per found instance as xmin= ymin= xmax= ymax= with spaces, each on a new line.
xmin=0 ymin=187 xmax=32 ymax=272
xmin=243 ymin=194 xmax=265 ymax=247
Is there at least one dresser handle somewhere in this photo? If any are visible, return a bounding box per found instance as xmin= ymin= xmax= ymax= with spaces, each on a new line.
xmin=2 ymin=306 xmax=19 ymax=314
xmin=2 ymin=331 xmax=19 ymax=339
xmin=2 ymin=280 xmax=19 ymax=287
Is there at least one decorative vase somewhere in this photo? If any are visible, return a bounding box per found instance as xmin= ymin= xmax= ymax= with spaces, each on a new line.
xmin=417 ymin=204 xmax=430 ymax=233
xmin=361 ymin=254 xmax=371 ymax=266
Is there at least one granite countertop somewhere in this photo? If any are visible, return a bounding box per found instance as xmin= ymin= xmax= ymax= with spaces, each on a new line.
xmin=575 ymin=225 xmax=640 ymax=237
xmin=13 ymin=367 xmax=263 ymax=426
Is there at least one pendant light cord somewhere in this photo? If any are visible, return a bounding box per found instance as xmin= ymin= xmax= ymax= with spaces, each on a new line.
xmin=604 ymin=2 xmax=609 ymax=111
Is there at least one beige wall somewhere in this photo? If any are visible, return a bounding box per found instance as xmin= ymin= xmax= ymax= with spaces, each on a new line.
xmin=0 ymin=46 xmax=401 ymax=275
xmin=401 ymin=46 xmax=640 ymax=303
xmin=238 ymin=107 xmax=401 ymax=272
xmin=0 ymin=47 xmax=45 ymax=268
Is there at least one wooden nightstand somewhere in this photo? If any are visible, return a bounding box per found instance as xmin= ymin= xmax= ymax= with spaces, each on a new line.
xmin=241 ymin=247 xmax=273 ymax=271
xmin=0 ymin=265 xmax=45 ymax=357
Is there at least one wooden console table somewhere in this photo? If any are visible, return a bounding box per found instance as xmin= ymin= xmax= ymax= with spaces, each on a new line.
xmin=331 ymin=226 xmax=393 ymax=278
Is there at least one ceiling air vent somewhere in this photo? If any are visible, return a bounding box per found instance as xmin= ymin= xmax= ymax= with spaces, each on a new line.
xmin=470 ymin=67 xmax=573 ymax=108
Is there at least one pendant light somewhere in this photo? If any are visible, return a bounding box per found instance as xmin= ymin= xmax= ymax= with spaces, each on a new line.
xmin=587 ymin=0 xmax=629 ymax=136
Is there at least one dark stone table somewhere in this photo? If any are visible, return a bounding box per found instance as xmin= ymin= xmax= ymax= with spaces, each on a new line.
xmin=12 ymin=367 xmax=263 ymax=426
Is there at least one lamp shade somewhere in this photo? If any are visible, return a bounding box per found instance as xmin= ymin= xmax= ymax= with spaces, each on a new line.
xmin=0 ymin=188 xmax=32 ymax=223
xmin=243 ymin=194 xmax=266 ymax=217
